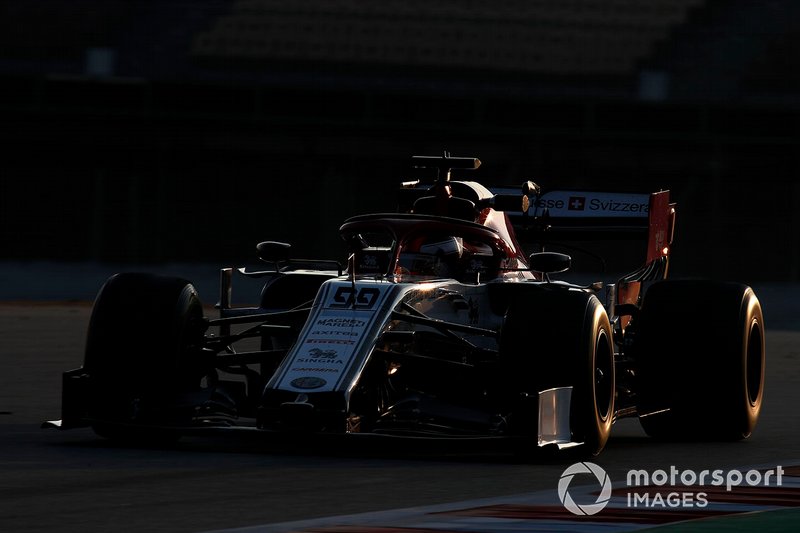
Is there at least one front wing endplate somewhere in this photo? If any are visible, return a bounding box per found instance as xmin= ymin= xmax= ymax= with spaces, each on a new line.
xmin=538 ymin=386 xmax=581 ymax=449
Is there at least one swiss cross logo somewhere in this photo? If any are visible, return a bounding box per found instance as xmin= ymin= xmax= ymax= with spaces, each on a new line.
xmin=568 ymin=196 xmax=586 ymax=211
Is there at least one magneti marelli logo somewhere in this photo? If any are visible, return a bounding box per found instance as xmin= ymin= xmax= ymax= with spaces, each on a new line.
xmin=558 ymin=462 xmax=613 ymax=515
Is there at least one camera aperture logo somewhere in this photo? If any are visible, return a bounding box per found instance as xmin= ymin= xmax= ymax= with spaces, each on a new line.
xmin=558 ymin=463 xmax=785 ymax=516
xmin=558 ymin=462 xmax=612 ymax=515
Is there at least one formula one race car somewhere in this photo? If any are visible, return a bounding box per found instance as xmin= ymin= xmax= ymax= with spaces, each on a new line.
xmin=45 ymin=154 xmax=766 ymax=456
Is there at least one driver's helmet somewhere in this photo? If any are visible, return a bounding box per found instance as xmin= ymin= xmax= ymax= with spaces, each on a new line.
xmin=397 ymin=236 xmax=463 ymax=277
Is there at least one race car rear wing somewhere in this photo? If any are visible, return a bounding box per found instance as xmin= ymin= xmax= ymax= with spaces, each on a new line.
xmin=495 ymin=188 xmax=649 ymax=232
xmin=494 ymin=188 xmax=676 ymax=264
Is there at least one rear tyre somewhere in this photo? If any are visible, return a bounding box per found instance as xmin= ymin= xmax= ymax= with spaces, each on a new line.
xmin=499 ymin=287 xmax=615 ymax=456
xmin=84 ymin=273 xmax=205 ymax=443
xmin=636 ymin=280 xmax=765 ymax=440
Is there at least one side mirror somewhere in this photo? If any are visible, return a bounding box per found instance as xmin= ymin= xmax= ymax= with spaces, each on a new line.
xmin=529 ymin=251 xmax=571 ymax=274
xmin=257 ymin=241 xmax=291 ymax=263
xmin=522 ymin=180 xmax=541 ymax=196
xmin=490 ymin=194 xmax=528 ymax=213
xmin=487 ymin=181 xmax=541 ymax=213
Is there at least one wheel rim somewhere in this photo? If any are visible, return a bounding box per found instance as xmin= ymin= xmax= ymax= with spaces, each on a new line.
xmin=594 ymin=329 xmax=614 ymax=422
xmin=746 ymin=320 xmax=763 ymax=407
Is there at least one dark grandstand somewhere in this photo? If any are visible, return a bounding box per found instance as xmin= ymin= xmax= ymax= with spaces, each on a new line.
xmin=2 ymin=0 xmax=799 ymax=282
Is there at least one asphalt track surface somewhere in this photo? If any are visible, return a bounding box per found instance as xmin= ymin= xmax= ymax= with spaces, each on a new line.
xmin=1 ymin=296 xmax=799 ymax=533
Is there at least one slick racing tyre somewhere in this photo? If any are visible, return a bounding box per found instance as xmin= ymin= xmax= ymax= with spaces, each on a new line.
xmin=83 ymin=273 xmax=205 ymax=442
xmin=635 ymin=280 xmax=765 ymax=440
xmin=499 ymin=286 xmax=615 ymax=456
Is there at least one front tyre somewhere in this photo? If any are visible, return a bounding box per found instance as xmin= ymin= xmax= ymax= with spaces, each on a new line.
xmin=84 ymin=273 xmax=206 ymax=442
xmin=499 ymin=287 xmax=615 ymax=456
xmin=577 ymin=301 xmax=615 ymax=455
